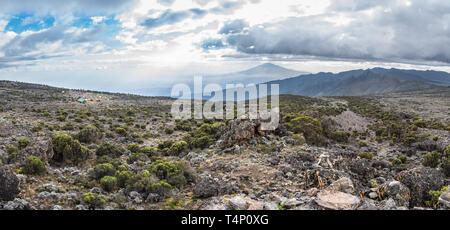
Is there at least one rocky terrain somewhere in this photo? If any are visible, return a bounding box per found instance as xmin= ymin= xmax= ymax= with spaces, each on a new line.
xmin=0 ymin=80 xmax=449 ymax=210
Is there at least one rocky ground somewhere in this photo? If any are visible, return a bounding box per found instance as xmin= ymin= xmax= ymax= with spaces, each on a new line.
xmin=0 ymin=81 xmax=449 ymax=210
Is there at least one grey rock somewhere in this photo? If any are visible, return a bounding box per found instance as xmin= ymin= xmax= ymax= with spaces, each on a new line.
xmin=397 ymin=167 xmax=445 ymax=207
xmin=3 ymin=198 xmax=30 ymax=210
xmin=0 ymin=167 xmax=20 ymax=201
xmin=357 ymin=198 xmax=378 ymax=210
xmin=383 ymin=180 xmax=411 ymax=207
xmin=129 ymin=191 xmax=143 ymax=204
xmin=90 ymin=187 xmax=102 ymax=194
xmin=315 ymin=190 xmax=361 ymax=210
xmin=227 ymin=196 xmax=249 ymax=210
xmin=327 ymin=177 xmax=355 ymax=194
xmin=438 ymin=190 xmax=450 ymax=209
xmin=146 ymin=193 xmax=161 ymax=203
xmin=263 ymin=202 xmax=279 ymax=210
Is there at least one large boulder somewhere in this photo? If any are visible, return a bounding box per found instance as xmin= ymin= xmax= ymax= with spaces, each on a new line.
xmin=193 ymin=175 xmax=239 ymax=198
xmin=0 ymin=167 xmax=20 ymax=201
xmin=217 ymin=116 xmax=287 ymax=149
xmin=314 ymin=177 xmax=361 ymax=210
xmin=382 ymin=180 xmax=411 ymax=207
xmin=397 ymin=167 xmax=445 ymax=207
xmin=438 ymin=190 xmax=450 ymax=209
xmin=315 ymin=190 xmax=361 ymax=210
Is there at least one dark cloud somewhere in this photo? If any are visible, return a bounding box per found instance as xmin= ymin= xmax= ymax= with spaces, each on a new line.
xmin=142 ymin=9 xmax=207 ymax=29
xmin=219 ymin=19 xmax=248 ymax=34
xmin=224 ymin=0 xmax=450 ymax=64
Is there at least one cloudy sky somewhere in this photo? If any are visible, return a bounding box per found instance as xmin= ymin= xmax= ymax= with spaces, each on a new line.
xmin=0 ymin=0 xmax=449 ymax=92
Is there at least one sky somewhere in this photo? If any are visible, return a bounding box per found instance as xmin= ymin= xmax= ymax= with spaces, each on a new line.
xmin=0 ymin=0 xmax=449 ymax=92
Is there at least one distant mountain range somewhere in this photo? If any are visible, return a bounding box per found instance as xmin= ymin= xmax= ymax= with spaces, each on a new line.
xmin=266 ymin=67 xmax=450 ymax=97
xmin=132 ymin=64 xmax=450 ymax=98
xmin=133 ymin=63 xmax=306 ymax=97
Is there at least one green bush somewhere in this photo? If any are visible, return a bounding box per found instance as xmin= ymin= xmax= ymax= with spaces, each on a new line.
xmin=422 ymin=151 xmax=441 ymax=168
xmin=413 ymin=120 xmax=428 ymax=128
xmin=164 ymin=128 xmax=174 ymax=134
xmin=286 ymin=115 xmax=326 ymax=146
xmin=425 ymin=186 xmax=448 ymax=208
xmin=92 ymin=163 xmax=116 ymax=180
xmin=96 ymin=143 xmax=124 ymax=158
xmin=329 ymin=131 xmax=350 ymax=143
xmin=148 ymin=159 xmax=181 ymax=180
xmin=115 ymin=170 xmax=133 ymax=188
xmin=100 ymin=176 xmax=117 ymax=192
xmin=56 ymin=115 xmax=66 ymax=122
xmin=18 ymin=138 xmax=30 ymax=149
xmin=75 ymin=124 xmax=102 ymax=144
xmin=359 ymin=152 xmax=373 ymax=160
xmin=6 ymin=145 xmax=18 ymax=155
xmin=168 ymin=141 xmax=188 ymax=155
xmin=82 ymin=193 xmax=105 ymax=210
xmin=126 ymin=170 xmax=158 ymax=193
xmin=184 ymin=123 xmax=224 ymax=149
xmin=22 ymin=156 xmax=47 ymax=175
xmin=114 ymin=127 xmax=127 ymax=136
xmin=148 ymin=181 xmax=172 ymax=197
xmin=359 ymin=141 xmax=368 ymax=147
xmin=51 ymin=132 xmax=90 ymax=166
xmin=441 ymin=157 xmax=450 ymax=177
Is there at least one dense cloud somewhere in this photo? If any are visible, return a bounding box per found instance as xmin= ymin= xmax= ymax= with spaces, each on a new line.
xmin=142 ymin=9 xmax=207 ymax=29
xmin=0 ymin=0 xmax=137 ymax=15
xmin=223 ymin=0 xmax=450 ymax=63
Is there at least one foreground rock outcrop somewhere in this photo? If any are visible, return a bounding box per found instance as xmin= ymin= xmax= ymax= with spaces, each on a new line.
xmin=0 ymin=167 xmax=20 ymax=201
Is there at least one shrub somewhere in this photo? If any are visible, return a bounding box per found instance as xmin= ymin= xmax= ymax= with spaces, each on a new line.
xmin=100 ymin=176 xmax=118 ymax=192
xmin=164 ymin=128 xmax=174 ymax=134
xmin=168 ymin=141 xmax=188 ymax=155
xmin=75 ymin=124 xmax=102 ymax=144
xmin=126 ymin=170 xmax=158 ymax=193
xmin=329 ymin=131 xmax=350 ymax=143
xmin=359 ymin=141 xmax=368 ymax=147
xmin=184 ymin=123 xmax=224 ymax=149
xmin=147 ymin=181 xmax=172 ymax=197
xmin=96 ymin=143 xmax=124 ymax=158
xmin=116 ymin=170 xmax=133 ymax=188
xmin=422 ymin=151 xmax=441 ymax=168
xmin=413 ymin=120 xmax=428 ymax=128
xmin=6 ymin=145 xmax=18 ymax=155
xmin=56 ymin=115 xmax=66 ymax=122
xmin=127 ymin=153 xmax=147 ymax=164
xmin=359 ymin=152 xmax=373 ymax=160
xmin=425 ymin=186 xmax=448 ymax=208
xmin=444 ymin=145 xmax=450 ymax=158
xmin=286 ymin=115 xmax=326 ymax=146
xmin=127 ymin=144 xmax=141 ymax=153
xmin=22 ymin=156 xmax=47 ymax=175
xmin=93 ymin=163 xmax=116 ymax=180
xmin=82 ymin=193 xmax=105 ymax=210
xmin=441 ymin=157 xmax=450 ymax=177
xmin=18 ymin=138 xmax=30 ymax=149
xmin=114 ymin=127 xmax=127 ymax=136
xmin=148 ymin=159 xmax=181 ymax=180
xmin=52 ymin=132 xmax=90 ymax=166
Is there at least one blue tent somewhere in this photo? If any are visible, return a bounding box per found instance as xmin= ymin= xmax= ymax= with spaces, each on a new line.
xmin=77 ymin=98 xmax=86 ymax=103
